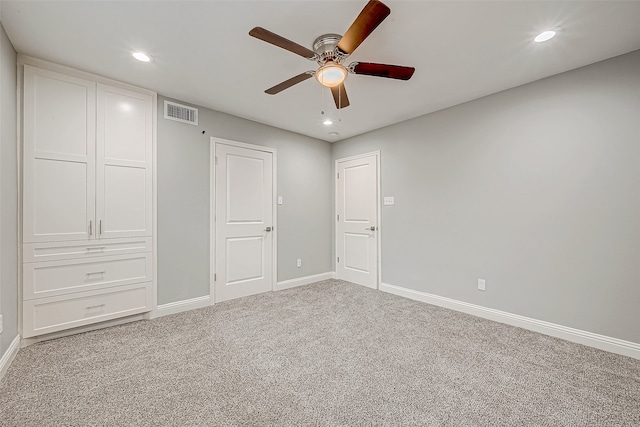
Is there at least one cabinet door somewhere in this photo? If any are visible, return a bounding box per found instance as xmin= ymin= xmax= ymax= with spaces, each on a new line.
xmin=96 ymin=84 xmax=153 ymax=239
xmin=23 ymin=65 xmax=96 ymax=243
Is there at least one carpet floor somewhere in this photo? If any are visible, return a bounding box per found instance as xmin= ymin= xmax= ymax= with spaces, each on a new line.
xmin=1 ymin=279 xmax=639 ymax=426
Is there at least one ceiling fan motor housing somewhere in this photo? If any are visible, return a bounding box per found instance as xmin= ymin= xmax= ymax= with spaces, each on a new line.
xmin=313 ymin=33 xmax=346 ymax=65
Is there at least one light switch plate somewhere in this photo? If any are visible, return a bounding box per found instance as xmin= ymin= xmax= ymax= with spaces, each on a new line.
xmin=383 ymin=196 xmax=395 ymax=206
xmin=277 ymin=196 xmax=283 ymax=205
xmin=478 ymin=279 xmax=486 ymax=291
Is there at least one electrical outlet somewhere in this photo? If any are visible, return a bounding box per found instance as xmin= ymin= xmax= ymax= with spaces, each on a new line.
xmin=478 ymin=279 xmax=486 ymax=291
xmin=297 ymin=259 xmax=302 ymax=268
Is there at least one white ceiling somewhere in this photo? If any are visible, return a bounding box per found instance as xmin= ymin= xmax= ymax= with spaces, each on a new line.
xmin=2 ymin=1 xmax=640 ymax=142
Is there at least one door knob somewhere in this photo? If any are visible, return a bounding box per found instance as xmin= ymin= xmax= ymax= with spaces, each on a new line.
xmin=265 ymin=226 xmax=272 ymax=232
xmin=366 ymin=226 xmax=377 ymax=231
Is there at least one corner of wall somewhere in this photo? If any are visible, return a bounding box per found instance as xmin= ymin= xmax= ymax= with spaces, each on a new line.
xmin=0 ymin=334 xmax=20 ymax=381
xmin=0 ymin=19 xmax=20 ymax=365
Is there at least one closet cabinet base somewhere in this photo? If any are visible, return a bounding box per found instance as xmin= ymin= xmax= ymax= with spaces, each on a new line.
xmin=23 ymin=282 xmax=152 ymax=338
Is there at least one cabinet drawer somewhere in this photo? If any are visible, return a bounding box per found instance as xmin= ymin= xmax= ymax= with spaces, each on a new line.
xmin=24 ymin=253 xmax=152 ymax=300
xmin=23 ymin=238 xmax=152 ymax=263
xmin=23 ymin=282 xmax=151 ymax=338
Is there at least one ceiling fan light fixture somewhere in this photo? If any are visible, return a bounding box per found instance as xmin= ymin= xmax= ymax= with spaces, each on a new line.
xmin=315 ymin=62 xmax=347 ymax=87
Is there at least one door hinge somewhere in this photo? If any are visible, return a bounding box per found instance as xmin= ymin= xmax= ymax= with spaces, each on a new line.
xmin=214 ymin=274 xmax=216 ymax=281
xmin=215 ymin=156 xmax=218 ymax=165
xmin=337 ymin=257 xmax=340 ymax=263
xmin=337 ymin=214 xmax=339 ymax=221
xmin=337 ymin=172 xmax=339 ymax=179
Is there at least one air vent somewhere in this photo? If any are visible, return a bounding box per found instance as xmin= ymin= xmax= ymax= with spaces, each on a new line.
xmin=164 ymin=100 xmax=198 ymax=125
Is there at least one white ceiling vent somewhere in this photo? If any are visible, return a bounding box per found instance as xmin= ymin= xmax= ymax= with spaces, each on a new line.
xmin=164 ymin=100 xmax=198 ymax=125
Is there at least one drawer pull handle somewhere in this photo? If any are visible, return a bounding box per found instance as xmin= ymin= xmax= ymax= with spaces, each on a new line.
xmin=86 ymin=247 xmax=106 ymax=251
xmin=86 ymin=304 xmax=105 ymax=309
xmin=86 ymin=271 xmax=106 ymax=276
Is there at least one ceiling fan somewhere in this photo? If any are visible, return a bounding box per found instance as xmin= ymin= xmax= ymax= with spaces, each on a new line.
xmin=249 ymin=0 xmax=415 ymax=109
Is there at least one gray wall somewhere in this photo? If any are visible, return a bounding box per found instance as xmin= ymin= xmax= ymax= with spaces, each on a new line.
xmin=0 ymin=22 xmax=18 ymax=356
xmin=332 ymin=50 xmax=640 ymax=344
xmin=157 ymin=96 xmax=332 ymax=305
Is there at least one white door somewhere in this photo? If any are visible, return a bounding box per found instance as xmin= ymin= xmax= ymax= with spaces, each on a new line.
xmin=23 ymin=65 xmax=96 ymax=243
xmin=215 ymin=142 xmax=275 ymax=302
xmin=96 ymin=84 xmax=153 ymax=239
xmin=336 ymin=153 xmax=379 ymax=289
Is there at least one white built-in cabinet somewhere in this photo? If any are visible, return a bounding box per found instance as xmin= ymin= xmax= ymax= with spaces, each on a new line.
xmin=21 ymin=63 xmax=155 ymax=338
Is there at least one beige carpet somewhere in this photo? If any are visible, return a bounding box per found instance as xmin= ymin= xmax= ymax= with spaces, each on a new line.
xmin=1 ymin=279 xmax=639 ymax=426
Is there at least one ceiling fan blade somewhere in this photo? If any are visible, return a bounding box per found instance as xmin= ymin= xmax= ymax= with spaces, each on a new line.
xmin=351 ymin=62 xmax=415 ymax=80
xmin=330 ymin=83 xmax=350 ymax=109
xmin=265 ymin=72 xmax=314 ymax=95
xmin=337 ymin=0 xmax=391 ymax=55
xmin=249 ymin=27 xmax=316 ymax=59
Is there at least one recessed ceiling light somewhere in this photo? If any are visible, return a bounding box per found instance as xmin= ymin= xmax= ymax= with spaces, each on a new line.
xmin=534 ymin=30 xmax=556 ymax=43
xmin=329 ymin=132 xmax=339 ymax=137
xmin=133 ymin=52 xmax=151 ymax=62
xmin=323 ymin=119 xmax=333 ymax=125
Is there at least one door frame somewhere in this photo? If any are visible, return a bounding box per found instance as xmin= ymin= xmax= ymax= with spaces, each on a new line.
xmin=210 ymin=137 xmax=278 ymax=304
xmin=334 ymin=151 xmax=382 ymax=290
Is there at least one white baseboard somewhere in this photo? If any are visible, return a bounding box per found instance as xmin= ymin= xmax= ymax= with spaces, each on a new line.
xmin=156 ymin=274 xmax=336 ymax=317
xmin=276 ymin=272 xmax=335 ymax=291
xmin=0 ymin=335 xmax=21 ymax=381
xmin=155 ymin=295 xmax=212 ymax=318
xmin=380 ymin=282 xmax=640 ymax=360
